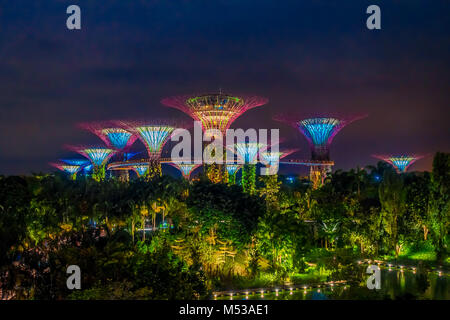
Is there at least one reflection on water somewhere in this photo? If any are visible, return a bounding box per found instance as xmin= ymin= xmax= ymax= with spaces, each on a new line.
xmin=218 ymin=269 xmax=448 ymax=300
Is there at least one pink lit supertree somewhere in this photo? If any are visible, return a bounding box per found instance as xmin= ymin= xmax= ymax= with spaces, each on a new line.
xmin=49 ymin=161 xmax=82 ymax=180
xmin=65 ymin=145 xmax=116 ymax=181
xmin=372 ymin=154 xmax=425 ymax=173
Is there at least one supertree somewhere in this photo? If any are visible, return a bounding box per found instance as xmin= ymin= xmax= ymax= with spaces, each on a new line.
xmin=78 ymin=121 xmax=137 ymax=154
xmin=120 ymin=120 xmax=176 ymax=179
xmin=132 ymin=165 xmax=149 ymax=178
xmin=225 ymin=164 xmax=241 ymax=184
xmin=170 ymin=163 xmax=202 ymax=180
xmin=49 ymin=161 xmax=82 ymax=180
xmin=260 ymin=149 xmax=298 ymax=176
xmin=161 ymin=92 xmax=268 ymax=136
xmin=372 ymin=154 xmax=425 ymax=173
xmin=275 ymin=114 xmax=366 ymax=189
xmin=232 ymin=142 xmax=268 ymax=194
xmin=161 ymin=92 xmax=268 ymax=183
xmin=65 ymin=145 xmax=116 ymax=181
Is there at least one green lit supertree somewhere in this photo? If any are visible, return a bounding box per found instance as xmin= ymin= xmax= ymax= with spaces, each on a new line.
xmin=49 ymin=161 xmax=82 ymax=180
xmin=233 ymin=142 xmax=268 ymax=194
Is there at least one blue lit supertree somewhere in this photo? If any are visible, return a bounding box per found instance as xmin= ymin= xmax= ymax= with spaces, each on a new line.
xmin=49 ymin=161 xmax=82 ymax=180
xmin=275 ymin=114 xmax=366 ymax=188
xmin=170 ymin=163 xmax=201 ymax=180
xmin=66 ymin=145 xmax=116 ymax=181
xmin=121 ymin=121 xmax=176 ymax=179
xmin=372 ymin=154 xmax=425 ymax=173
xmin=225 ymin=164 xmax=241 ymax=184
xmin=231 ymin=142 xmax=268 ymax=194
xmin=78 ymin=121 xmax=137 ymax=154
xmin=132 ymin=165 xmax=149 ymax=178
xmin=260 ymin=149 xmax=298 ymax=176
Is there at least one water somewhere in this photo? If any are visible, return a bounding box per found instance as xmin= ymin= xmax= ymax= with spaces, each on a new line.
xmin=217 ymin=269 xmax=449 ymax=300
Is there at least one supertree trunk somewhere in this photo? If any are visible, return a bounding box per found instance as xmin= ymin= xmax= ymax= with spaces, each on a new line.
xmin=242 ymin=164 xmax=256 ymax=194
xmin=147 ymin=159 xmax=162 ymax=179
xmin=92 ymin=165 xmax=106 ymax=182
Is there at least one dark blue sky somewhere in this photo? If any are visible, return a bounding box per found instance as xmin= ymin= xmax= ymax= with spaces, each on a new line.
xmin=0 ymin=0 xmax=449 ymax=175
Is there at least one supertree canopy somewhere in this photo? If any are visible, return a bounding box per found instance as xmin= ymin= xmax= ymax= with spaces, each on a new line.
xmin=234 ymin=142 xmax=267 ymax=164
xmin=66 ymin=145 xmax=116 ymax=181
xmin=132 ymin=165 xmax=149 ymax=177
xmin=120 ymin=121 xmax=176 ymax=179
xmin=260 ymin=149 xmax=298 ymax=174
xmin=78 ymin=121 xmax=137 ymax=151
xmin=49 ymin=162 xmax=82 ymax=180
xmin=170 ymin=163 xmax=201 ymax=180
xmin=225 ymin=164 xmax=241 ymax=184
xmin=161 ymin=92 xmax=268 ymax=135
xmin=60 ymin=158 xmax=91 ymax=166
xmin=372 ymin=154 xmax=424 ymax=173
xmin=276 ymin=115 xmax=366 ymax=161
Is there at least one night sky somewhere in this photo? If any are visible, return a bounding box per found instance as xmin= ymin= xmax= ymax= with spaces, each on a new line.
xmin=0 ymin=1 xmax=449 ymax=175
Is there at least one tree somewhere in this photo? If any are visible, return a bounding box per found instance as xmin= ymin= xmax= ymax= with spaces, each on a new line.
xmin=379 ymin=169 xmax=407 ymax=257
xmin=428 ymin=152 xmax=450 ymax=261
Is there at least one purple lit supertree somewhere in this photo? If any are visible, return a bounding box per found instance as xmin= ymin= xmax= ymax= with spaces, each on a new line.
xmin=170 ymin=163 xmax=201 ymax=180
xmin=65 ymin=145 xmax=116 ymax=181
xmin=120 ymin=120 xmax=176 ymax=179
xmin=49 ymin=161 xmax=82 ymax=180
xmin=372 ymin=154 xmax=425 ymax=173
xmin=275 ymin=114 xmax=366 ymax=189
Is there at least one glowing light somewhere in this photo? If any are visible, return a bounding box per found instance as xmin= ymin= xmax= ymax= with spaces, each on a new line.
xmin=225 ymin=164 xmax=241 ymax=175
xmin=234 ymin=142 xmax=266 ymax=163
xmin=50 ymin=162 xmax=81 ymax=174
xmin=372 ymin=154 xmax=424 ymax=173
xmin=170 ymin=163 xmax=201 ymax=179
xmin=61 ymin=159 xmax=90 ymax=166
xmin=133 ymin=165 xmax=149 ymax=177
xmin=102 ymin=128 xmax=135 ymax=149
xmin=135 ymin=126 xmax=174 ymax=156
xmin=260 ymin=290 xmax=264 ymax=298
xmin=78 ymin=122 xmax=137 ymax=150
xmin=82 ymin=148 xmax=116 ymax=166
xmin=298 ymin=118 xmax=341 ymax=146
xmin=275 ymin=289 xmax=279 ymax=297
xmin=162 ymin=93 xmax=268 ymax=134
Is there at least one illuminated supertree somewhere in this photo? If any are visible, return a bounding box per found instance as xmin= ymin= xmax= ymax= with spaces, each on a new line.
xmin=275 ymin=114 xmax=366 ymax=189
xmin=225 ymin=164 xmax=241 ymax=184
xmin=78 ymin=121 xmax=137 ymax=153
xmin=170 ymin=163 xmax=201 ymax=180
xmin=372 ymin=154 xmax=425 ymax=173
xmin=162 ymin=92 xmax=268 ymax=183
xmin=121 ymin=121 xmax=176 ymax=179
xmin=49 ymin=162 xmax=82 ymax=180
xmin=260 ymin=149 xmax=298 ymax=176
xmin=161 ymin=92 xmax=268 ymax=136
xmin=232 ymin=142 xmax=268 ymax=194
xmin=132 ymin=165 xmax=149 ymax=178
xmin=66 ymin=145 xmax=116 ymax=181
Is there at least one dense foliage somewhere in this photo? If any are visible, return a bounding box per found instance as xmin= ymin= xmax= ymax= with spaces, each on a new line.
xmin=0 ymin=153 xmax=448 ymax=299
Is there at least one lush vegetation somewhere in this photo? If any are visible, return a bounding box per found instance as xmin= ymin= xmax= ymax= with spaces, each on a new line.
xmin=0 ymin=153 xmax=448 ymax=299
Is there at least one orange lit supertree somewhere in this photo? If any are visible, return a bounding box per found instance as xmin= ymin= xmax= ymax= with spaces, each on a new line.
xmin=49 ymin=161 xmax=82 ymax=180
xmin=275 ymin=114 xmax=366 ymax=188
xmin=161 ymin=92 xmax=268 ymax=183
xmin=65 ymin=145 xmax=116 ymax=181
xmin=372 ymin=154 xmax=425 ymax=173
